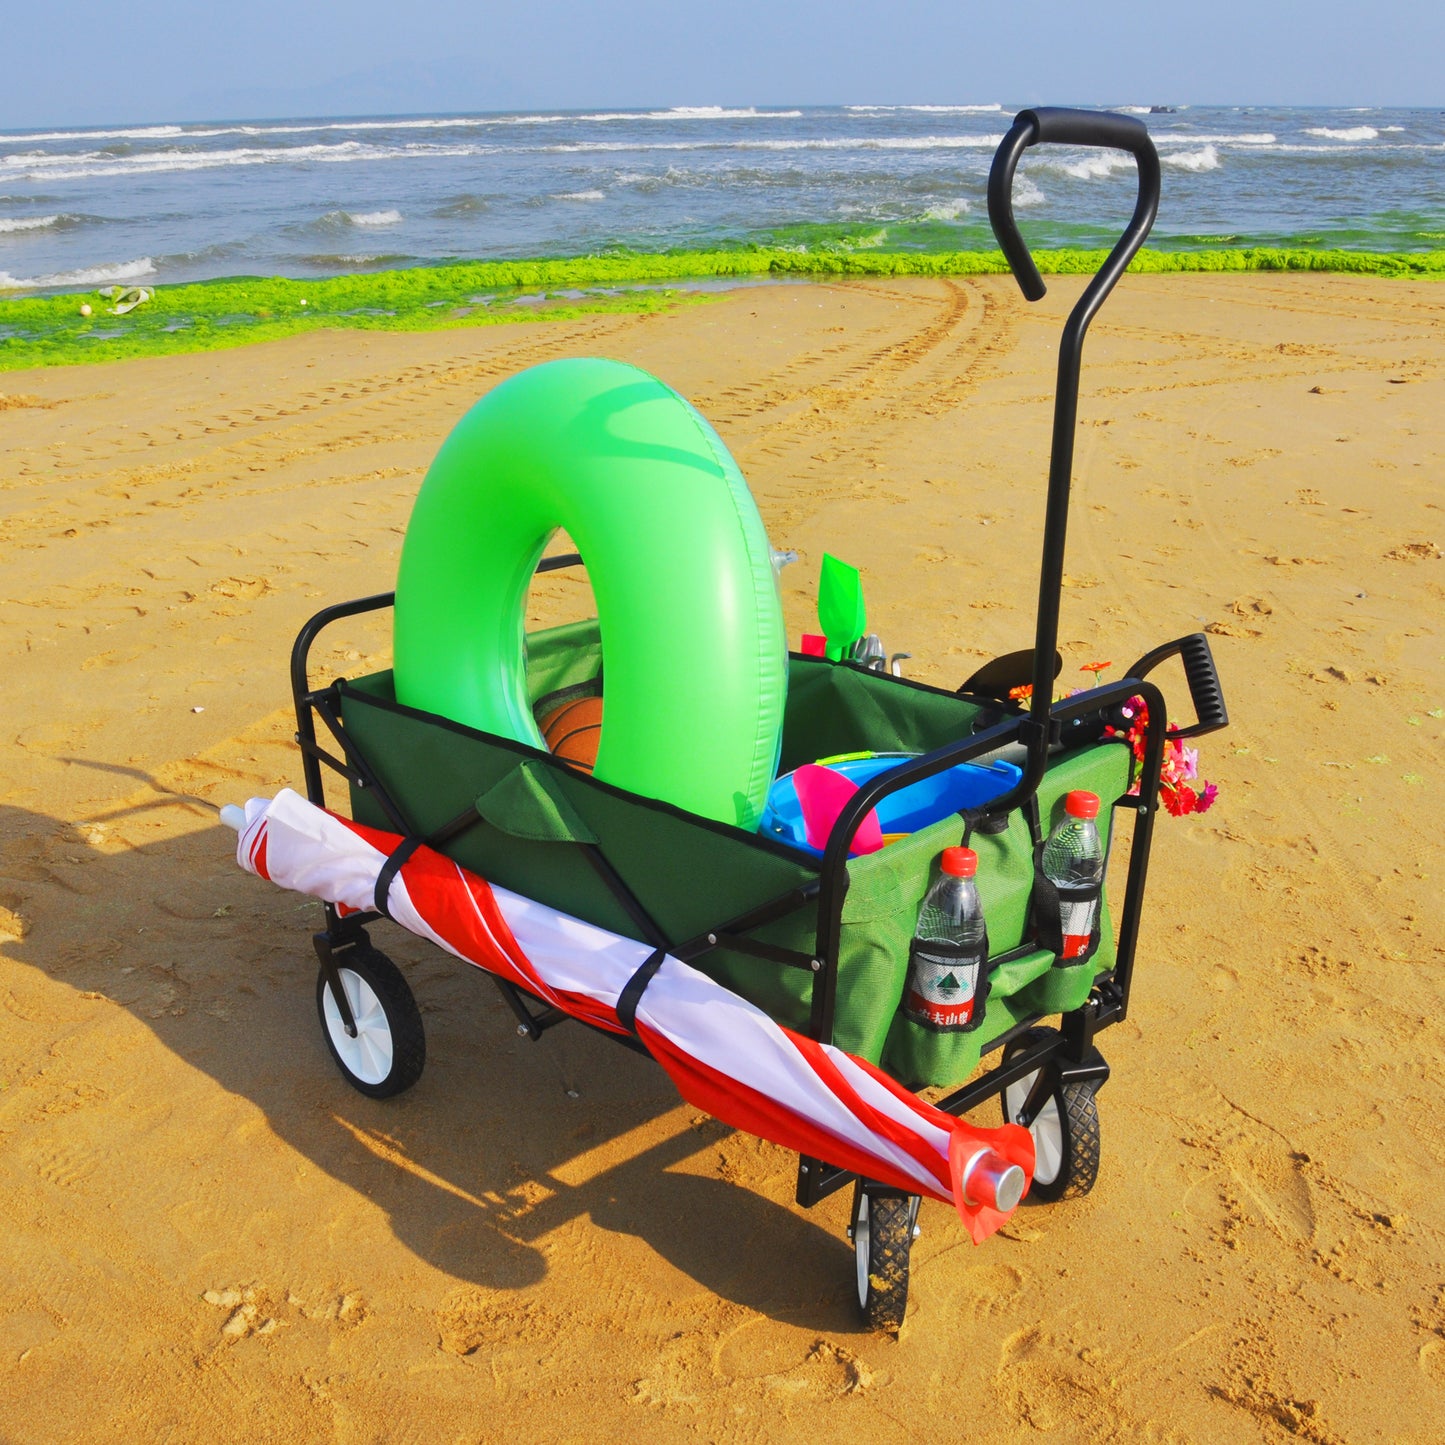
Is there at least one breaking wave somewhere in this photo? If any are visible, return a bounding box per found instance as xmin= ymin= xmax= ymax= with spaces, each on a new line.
xmin=0 ymin=255 xmax=155 ymax=290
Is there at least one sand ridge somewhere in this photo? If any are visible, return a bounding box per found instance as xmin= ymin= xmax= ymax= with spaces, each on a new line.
xmin=1 ymin=274 xmax=1442 ymax=1440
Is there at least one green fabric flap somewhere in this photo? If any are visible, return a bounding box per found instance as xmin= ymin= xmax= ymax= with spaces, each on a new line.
xmin=474 ymin=762 xmax=599 ymax=844
xmin=987 ymin=949 xmax=1056 ymax=999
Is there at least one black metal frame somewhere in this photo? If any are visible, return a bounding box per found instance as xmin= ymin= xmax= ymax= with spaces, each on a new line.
xmin=286 ymin=107 xmax=1230 ymax=1216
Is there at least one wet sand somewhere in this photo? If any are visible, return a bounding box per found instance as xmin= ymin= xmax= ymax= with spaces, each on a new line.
xmin=1 ymin=273 xmax=1442 ymax=1441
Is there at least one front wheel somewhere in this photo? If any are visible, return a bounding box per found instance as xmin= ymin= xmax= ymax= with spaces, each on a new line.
xmin=1000 ymin=1027 xmax=1101 ymax=1202
xmin=316 ymin=945 xmax=426 ymax=1099
xmin=850 ymin=1185 xmax=919 ymax=1334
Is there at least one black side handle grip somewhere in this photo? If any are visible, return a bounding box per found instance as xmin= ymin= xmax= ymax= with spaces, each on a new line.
xmin=1126 ymin=632 xmax=1229 ymax=739
xmin=988 ymin=107 xmax=1160 ymax=303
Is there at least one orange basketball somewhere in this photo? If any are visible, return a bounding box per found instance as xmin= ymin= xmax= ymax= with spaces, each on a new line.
xmin=539 ymin=695 xmax=603 ymax=773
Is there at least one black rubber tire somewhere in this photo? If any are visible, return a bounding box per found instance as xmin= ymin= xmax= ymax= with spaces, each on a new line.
xmin=852 ymin=1187 xmax=915 ymax=1334
xmin=315 ymin=945 xmax=426 ymax=1099
xmin=1001 ymin=1026 xmax=1101 ymax=1203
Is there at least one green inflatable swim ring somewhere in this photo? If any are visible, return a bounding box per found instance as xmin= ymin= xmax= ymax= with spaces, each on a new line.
xmin=393 ymin=357 xmax=787 ymax=831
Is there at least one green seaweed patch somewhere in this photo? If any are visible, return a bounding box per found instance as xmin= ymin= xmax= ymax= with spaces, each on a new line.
xmin=3 ymin=246 xmax=1443 ymax=373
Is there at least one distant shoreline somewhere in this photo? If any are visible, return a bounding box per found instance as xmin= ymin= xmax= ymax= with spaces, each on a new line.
xmin=3 ymin=245 xmax=1442 ymax=373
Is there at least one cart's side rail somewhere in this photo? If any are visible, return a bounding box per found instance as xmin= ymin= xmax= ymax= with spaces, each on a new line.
xmin=289 ymin=555 xmax=584 ymax=813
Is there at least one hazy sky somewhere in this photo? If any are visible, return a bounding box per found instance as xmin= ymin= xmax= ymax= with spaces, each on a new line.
xmin=5 ymin=0 xmax=1441 ymax=127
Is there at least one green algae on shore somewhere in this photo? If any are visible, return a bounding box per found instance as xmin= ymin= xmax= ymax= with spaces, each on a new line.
xmin=3 ymin=246 xmax=1442 ymax=373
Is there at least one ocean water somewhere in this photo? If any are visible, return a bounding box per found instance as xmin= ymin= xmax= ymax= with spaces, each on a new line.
xmin=1 ymin=103 xmax=1441 ymax=291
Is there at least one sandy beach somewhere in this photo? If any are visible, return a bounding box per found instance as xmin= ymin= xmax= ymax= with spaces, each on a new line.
xmin=1 ymin=272 xmax=1441 ymax=1441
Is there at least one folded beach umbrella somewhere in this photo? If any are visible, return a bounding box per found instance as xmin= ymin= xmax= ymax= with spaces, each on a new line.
xmin=226 ymin=789 xmax=1033 ymax=1242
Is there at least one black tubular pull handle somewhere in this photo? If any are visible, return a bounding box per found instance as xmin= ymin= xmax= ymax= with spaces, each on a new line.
xmin=988 ymin=106 xmax=1161 ymax=303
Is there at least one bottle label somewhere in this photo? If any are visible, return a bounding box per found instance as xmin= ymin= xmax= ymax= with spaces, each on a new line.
xmin=1059 ymin=895 xmax=1098 ymax=959
xmin=904 ymin=939 xmax=988 ymax=1032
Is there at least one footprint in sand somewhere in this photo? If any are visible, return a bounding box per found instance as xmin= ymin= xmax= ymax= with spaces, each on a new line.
xmin=711 ymin=1320 xmax=874 ymax=1398
xmin=993 ymin=1326 xmax=1146 ymax=1436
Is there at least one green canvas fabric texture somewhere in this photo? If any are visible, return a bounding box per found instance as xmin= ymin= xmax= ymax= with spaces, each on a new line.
xmin=337 ymin=620 xmax=1131 ymax=1086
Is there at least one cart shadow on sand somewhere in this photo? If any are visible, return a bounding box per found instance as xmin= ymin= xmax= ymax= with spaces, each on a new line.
xmin=1 ymin=775 xmax=866 ymax=1327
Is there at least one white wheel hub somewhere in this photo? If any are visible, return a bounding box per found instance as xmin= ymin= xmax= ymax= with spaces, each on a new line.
xmin=322 ymin=968 xmax=394 ymax=1086
xmin=1005 ymin=1069 xmax=1064 ymax=1186
xmin=854 ymin=1193 xmax=872 ymax=1307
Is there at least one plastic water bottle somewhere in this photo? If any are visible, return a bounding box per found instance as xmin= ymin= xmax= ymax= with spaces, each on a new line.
xmin=1042 ymin=790 xmax=1104 ymax=959
xmin=904 ymin=846 xmax=988 ymax=1030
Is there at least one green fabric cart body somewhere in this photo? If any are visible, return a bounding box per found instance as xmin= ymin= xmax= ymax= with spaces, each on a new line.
xmin=338 ymin=618 xmax=1130 ymax=1090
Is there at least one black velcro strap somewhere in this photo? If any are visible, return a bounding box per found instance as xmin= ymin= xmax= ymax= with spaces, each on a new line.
xmin=1022 ymin=793 xmax=1044 ymax=847
xmin=374 ymin=836 xmax=426 ymax=918
xmin=615 ymin=947 xmax=668 ymax=1034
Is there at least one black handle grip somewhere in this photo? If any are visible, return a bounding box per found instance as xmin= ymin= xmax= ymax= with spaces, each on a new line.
xmin=1024 ymin=106 xmax=1154 ymax=151
xmin=988 ymin=107 xmax=1160 ymax=303
xmin=1126 ymin=632 xmax=1229 ymax=739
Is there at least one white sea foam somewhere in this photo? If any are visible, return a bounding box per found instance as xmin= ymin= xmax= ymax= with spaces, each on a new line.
xmin=0 ymin=124 xmax=188 ymax=144
xmin=3 ymin=140 xmax=484 ymax=181
xmin=347 ymin=209 xmax=402 ymax=225
xmin=1163 ymin=144 xmax=1220 ymax=172
xmin=1039 ymin=150 xmax=1136 ymax=181
xmin=1262 ymin=142 xmax=1427 ymax=154
xmin=847 ymin=104 xmax=1001 ymax=113
xmin=1154 ymin=132 xmax=1275 ymax=146
xmin=0 ymin=255 xmax=154 ymax=290
xmin=1013 ymin=175 xmax=1045 ymax=207
xmin=648 ymin=107 xmax=802 ymax=120
xmin=3 ymin=131 xmax=1014 ymax=182
xmin=0 ymin=111 xmax=803 ymax=148
xmin=533 ymin=134 xmax=1004 ymax=156
xmin=751 ymin=133 xmax=1002 ymax=151
xmin=921 ymin=198 xmax=971 ymax=221
xmin=552 ymin=190 xmax=605 ymax=201
xmin=0 ymin=214 xmax=60 ymax=233
xmin=1114 ymin=106 xmax=1155 ymax=114
xmin=1304 ymin=125 xmax=1378 ymax=141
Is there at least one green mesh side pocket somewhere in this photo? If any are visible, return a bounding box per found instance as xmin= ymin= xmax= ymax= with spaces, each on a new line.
xmin=876 ymin=741 xmax=1131 ymax=1090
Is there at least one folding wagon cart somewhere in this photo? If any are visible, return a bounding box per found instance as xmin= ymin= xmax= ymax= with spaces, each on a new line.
xmin=239 ymin=109 xmax=1229 ymax=1331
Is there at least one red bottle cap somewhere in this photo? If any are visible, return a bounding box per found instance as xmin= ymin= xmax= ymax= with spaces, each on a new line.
xmin=1064 ymin=790 xmax=1100 ymax=820
xmin=940 ymin=846 xmax=978 ymax=878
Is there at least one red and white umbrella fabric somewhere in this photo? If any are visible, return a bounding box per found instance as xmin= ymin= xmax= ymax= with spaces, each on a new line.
xmin=225 ymin=789 xmax=1034 ymax=1241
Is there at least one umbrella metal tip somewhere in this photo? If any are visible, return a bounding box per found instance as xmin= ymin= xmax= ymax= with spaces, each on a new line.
xmin=962 ymin=1149 xmax=1028 ymax=1213
xmin=219 ymin=804 xmax=246 ymax=833
xmin=991 ymin=1164 xmax=1027 ymax=1214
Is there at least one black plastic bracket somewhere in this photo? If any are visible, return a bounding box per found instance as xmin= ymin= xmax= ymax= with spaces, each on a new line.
xmin=312 ymin=923 xmax=365 ymax=1037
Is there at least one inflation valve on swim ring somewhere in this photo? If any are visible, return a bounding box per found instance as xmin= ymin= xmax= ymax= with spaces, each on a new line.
xmin=393 ymin=357 xmax=787 ymax=831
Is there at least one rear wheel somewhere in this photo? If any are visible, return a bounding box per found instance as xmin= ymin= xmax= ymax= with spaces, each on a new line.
xmin=1001 ymin=1027 xmax=1101 ymax=1202
xmin=316 ymin=945 xmax=426 ymax=1099
xmin=850 ymin=1185 xmax=919 ymax=1334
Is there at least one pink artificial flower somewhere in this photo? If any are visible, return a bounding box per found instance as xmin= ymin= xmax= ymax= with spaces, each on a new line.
xmin=1107 ymin=694 xmax=1221 ymax=818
